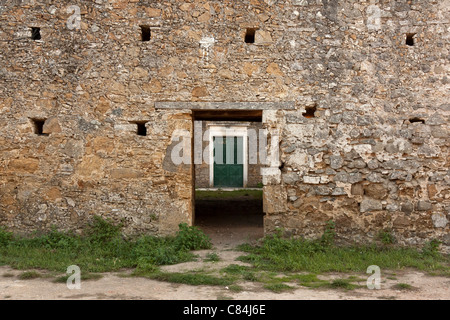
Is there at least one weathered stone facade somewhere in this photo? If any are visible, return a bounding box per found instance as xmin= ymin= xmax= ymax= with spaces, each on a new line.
xmin=0 ymin=0 xmax=448 ymax=251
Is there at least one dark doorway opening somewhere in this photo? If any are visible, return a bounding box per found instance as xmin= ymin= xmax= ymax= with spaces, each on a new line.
xmin=192 ymin=110 xmax=265 ymax=247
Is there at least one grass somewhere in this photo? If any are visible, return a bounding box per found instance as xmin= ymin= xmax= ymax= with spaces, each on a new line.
xmin=0 ymin=218 xmax=212 ymax=274
xmin=195 ymin=189 xmax=263 ymax=200
xmin=237 ymin=233 xmax=450 ymax=275
xmin=18 ymin=271 xmax=41 ymax=280
xmin=1 ymin=217 xmax=449 ymax=294
xmin=227 ymin=284 xmax=244 ymax=292
xmin=295 ymin=273 xmax=330 ymax=288
xmin=391 ymin=283 xmax=417 ymax=291
xmin=53 ymin=272 xmax=103 ymax=283
xmin=136 ymin=270 xmax=235 ymax=286
xmin=204 ymin=252 xmax=220 ymax=262
xmin=263 ymin=283 xmax=295 ymax=293
xmin=327 ymin=278 xmax=360 ymax=290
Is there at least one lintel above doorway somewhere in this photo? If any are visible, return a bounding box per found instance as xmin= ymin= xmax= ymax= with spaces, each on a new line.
xmin=155 ymin=101 xmax=295 ymax=110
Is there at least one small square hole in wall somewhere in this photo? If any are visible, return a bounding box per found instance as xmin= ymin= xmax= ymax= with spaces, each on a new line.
xmin=302 ymin=105 xmax=317 ymax=118
xmin=409 ymin=117 xmax=425 ymax=124
xmin=131 ymin=121 xmax=148 ymax=136
xmin=140 ymin=26 xmax=151 ymax=41
xmin=31 ymin=119 xmax=48 ymax=136
xmin=31 ymin=27 xmax=41 ymax=40
xmin=406 ymin=33 xmax=416 ymax=46
xmin=245 ymin=28 xmax=256 ymax=44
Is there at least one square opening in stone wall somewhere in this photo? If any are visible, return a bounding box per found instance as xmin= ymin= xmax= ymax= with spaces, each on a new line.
xmin=31 ymin=119 xmax=48 ymax=136
xmin=245 ymin=28 xmax=256 ymax=44
xmin=302 ymin=105 xmax=317 ymax=118
xmin=31 ymin=27 xmax=41 ymax=40
xmin=140 ymin=26 xmax=151 ymax=41
xmin=409 ymin=117 xmax=425 ymax=124
xmin=130 ymin=121 xmax=148 ymax=136
xmin=406 ymin=33 xmax=416 ymax=46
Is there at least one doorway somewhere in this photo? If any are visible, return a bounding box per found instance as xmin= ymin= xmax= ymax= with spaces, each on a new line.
xmin=192 ymin=110 xmax=265 ymax=247
xmin=213 ymin=136 xmax=244 ymax=188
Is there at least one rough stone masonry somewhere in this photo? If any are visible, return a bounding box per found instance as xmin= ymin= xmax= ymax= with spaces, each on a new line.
xmin=0 ymin=0 xmax=448 ymax=252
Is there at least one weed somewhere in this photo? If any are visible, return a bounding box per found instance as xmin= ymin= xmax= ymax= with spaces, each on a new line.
xmin=204 ymin=252 xmax=220 ymax=262
xmin=221 ymin=264 xmax=258 ymax=282
xmin=145 ymin=271 xmax=234 ymax=286
xmin=0 ymin=217 xmax=211 ymax=274
xmin=85 ymin=216 xmax=122 ymax=245
xmin=243 ymin=271 xmax=258 ymax=282
xmin=222 ymin=264 xmax=250 ymax=275
xmin=18 ymin=271 xmax=41 ymax=280
xmin=53 ymin=273 xmax=103 ymax=283
xmin=295 ymin=273 xmax=320 ymax=283
xmin=294 ymin=274 xmax=330 ymax=288
xmin=263 ymin=283 xmax=294 ymax=293
xmin=327 ymin=278 xmax=359 ymax=290
xmin=392 ymin=283 xmax=417 ymax=291
xmin=0 ymin=227 xmax=12 ymax=245
xmin=237 ymin=234 xmax=450 ymax=274
xmin=378 ymin=229 xmax=396 ymax=245
xmin=174 ymin=223 xmax=212 ymax=251
xmin=320 ymin=220 xmax=336 ymax=247
xmin=227 ymin=285 xmax=243 ymax=292
xmin=422 ymin=239 xmax=441 ymax=257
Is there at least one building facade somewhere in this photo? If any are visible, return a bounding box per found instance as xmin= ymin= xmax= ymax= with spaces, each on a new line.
xmin=0 ymin=0 xmax=448 ymax=251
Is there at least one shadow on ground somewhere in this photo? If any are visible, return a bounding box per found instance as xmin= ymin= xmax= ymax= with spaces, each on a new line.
xmin=194 ymin=194 xmax=264 ymax=248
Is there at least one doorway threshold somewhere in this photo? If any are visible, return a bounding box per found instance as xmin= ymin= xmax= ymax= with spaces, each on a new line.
xmin=195 ymin=188 xmax=263 ymax=191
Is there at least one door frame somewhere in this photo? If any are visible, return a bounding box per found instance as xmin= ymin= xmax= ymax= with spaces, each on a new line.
xmin=208 ymin=125 xmax=248 ymax=188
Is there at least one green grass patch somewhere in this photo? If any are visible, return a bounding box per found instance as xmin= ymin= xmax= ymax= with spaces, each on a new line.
xmin=18 ymin=271 xmax=41 ymax=280
xmin=53 ymin=273 xmax=103 ymax=283
xmin=392 ymin=283 xmax=417 ymax=291
xmin=0 ymin=218 xmax=212 ymax=274
xmin=263 ymin=283 xmax=295 ymax=293
xmin=221 ymin=264 xmax=258 ymax=282
xmin=237 ymin=233 xmax=450 ymax=275
xmin=294 ymin=273 xmax=329 ymax=288
xmin=204 ymin=252 xmax=220 ymax=262
xmin=222 ymin=264 xmax=251 ymax=275
xmin=227 ymin=284 xmax=244 ymax=292
xmin=326 ymin=278 xmax=360 ymax=290
xmin=140 ymin=271 xmax=235 ymax=286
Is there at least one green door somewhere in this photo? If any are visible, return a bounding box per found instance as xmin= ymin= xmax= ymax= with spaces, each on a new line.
xmin=213 ymin=136 xmax=244 ymax=188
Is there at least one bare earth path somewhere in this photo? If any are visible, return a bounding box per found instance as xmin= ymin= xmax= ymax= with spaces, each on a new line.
xmin=1 ymin=230 xmax=449 ymax=300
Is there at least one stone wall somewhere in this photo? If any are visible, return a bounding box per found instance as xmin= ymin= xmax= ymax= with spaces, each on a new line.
xmin=0 ymin=0 xmax=448 ymax=251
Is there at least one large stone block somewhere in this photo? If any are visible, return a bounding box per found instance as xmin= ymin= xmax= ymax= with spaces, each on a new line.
xmin=263 ymin=186 xmax=287 ymax=214
xmin=8 ymin=159 xmax=39 ymax=173
xmin=360 ymin=198 xmax=382 ymax=213
xmin=431 ymin=213 xmax=448 ymax=228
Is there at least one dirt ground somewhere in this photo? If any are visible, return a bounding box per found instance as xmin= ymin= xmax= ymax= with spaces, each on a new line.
xmin=1 ymin=246 xmax=449 ymax=300
xmin=1 ymin=198 xmax=449 ymax=300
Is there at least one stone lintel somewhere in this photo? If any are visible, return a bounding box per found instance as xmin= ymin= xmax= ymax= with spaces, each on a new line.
xmin=155 ymin=101 xmax=296 ymax=110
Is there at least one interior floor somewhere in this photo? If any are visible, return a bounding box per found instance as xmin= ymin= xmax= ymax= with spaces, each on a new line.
xmin=194 ymin=194 xmax=264 ymax=248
